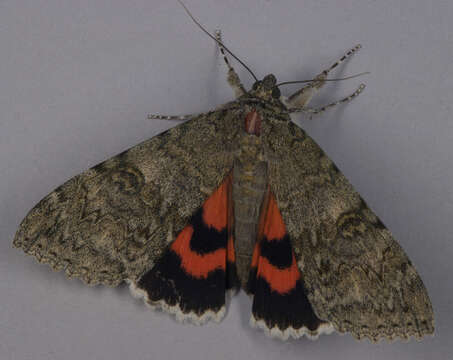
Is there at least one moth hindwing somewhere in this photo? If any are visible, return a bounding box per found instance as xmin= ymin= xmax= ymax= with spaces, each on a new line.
xmin=13 ymin=4 xmax=433 ymax=342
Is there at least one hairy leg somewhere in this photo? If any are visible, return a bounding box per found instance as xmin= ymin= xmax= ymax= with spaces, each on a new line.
xmin=215 ymin=30 xmax=246 ymax=98
xmin=286 ymin=45 xmax=362 ymax=110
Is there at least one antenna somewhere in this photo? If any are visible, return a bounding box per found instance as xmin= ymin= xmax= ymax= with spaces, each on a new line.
xmin=177 ymin=0 xmax=258 ymax=81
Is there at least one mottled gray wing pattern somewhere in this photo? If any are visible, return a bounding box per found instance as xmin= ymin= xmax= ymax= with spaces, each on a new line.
xmin=265 ymin=120 xmax=434 ymax=341
xmin=13 ymin=107 xmax=241 ymax=286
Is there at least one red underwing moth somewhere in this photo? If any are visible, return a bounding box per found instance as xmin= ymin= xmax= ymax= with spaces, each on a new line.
xmin=13 ymin=1 xmax=434 ymax=342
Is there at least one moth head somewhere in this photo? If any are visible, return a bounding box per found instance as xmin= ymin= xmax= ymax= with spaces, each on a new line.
xmin=251 ymin=74 xmax=281 ymax=100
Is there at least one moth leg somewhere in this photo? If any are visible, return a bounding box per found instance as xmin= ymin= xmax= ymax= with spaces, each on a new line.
xmin=286 ymin=44 xmax=362 ymax=109
xmin=215 ymin=30 xmax=247 ymax=98
xmin=147 ymin=107 xmax=228 ymax=121
xmin=289 ymin=83 xmax=365 ymax=115
xmin=147 ymin=114 xmax=195 ymax=121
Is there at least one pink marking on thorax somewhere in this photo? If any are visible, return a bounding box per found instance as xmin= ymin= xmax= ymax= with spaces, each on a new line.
xmin=244 ymin=110 xmax=261 ymax=136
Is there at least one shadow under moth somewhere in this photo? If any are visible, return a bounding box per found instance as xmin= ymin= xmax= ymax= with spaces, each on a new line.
xmin=13 ymin=1 xmax=434 ymax=342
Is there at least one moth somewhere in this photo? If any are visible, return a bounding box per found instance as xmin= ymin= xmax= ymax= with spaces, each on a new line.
xmin=13 ymin=1 xmax=434 ymax=342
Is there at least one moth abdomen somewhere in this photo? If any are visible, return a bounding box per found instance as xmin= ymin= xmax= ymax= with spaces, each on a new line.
xmin=232 ymin=130 xmax=268 ymax=288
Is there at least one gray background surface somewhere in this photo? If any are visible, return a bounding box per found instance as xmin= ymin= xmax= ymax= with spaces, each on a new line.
xmin=1 ymin=1 xmax=451 ymax=359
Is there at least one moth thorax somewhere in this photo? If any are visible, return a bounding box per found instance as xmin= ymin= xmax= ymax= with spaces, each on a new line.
xmin=244 ymin=110 xmax=261 ymax=136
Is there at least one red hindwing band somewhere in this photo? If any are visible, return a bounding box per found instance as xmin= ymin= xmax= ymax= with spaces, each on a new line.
xmin=171 ymin=225 xmax=226 ymax=279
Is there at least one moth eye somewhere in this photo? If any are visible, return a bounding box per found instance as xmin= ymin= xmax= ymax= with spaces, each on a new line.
xmin=272 ymin=87 xmax=281 ymax=98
